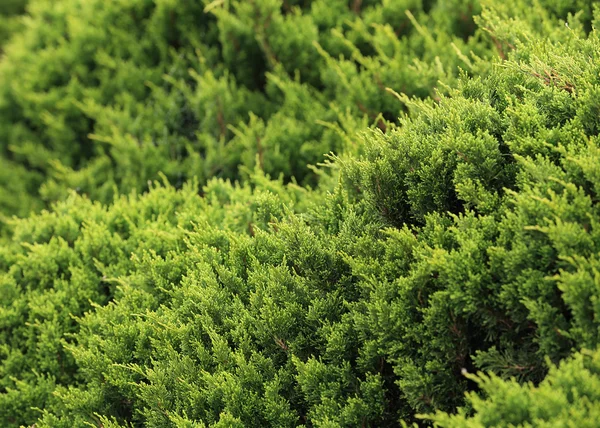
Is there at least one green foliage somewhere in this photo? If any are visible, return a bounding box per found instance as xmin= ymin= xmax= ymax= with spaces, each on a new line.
xmin=0 ymin=0 xmax=488 ymax=222
xmin=1 ymin=170 xmax=317 ymax=427
xmin=338 ymin=3 xmax=600 ymax=418
xmin=3 ymin=1 xmax=600 ymax=428
xmin=425 ymin=348 xmax=600 ymax=427
xmin=0 ymin=0 xmax=27 ymax=47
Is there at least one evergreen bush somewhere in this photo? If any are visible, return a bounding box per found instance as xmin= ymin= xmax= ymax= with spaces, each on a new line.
xmin=2 ymin=0 xmax=600 ymax=427
xmin=426 ymin=348 xmax=600 ymax=427
xmin=0 ymin=0 xmax=487 ymax=222
xmin=0 ymin=0 xmax=27 ymax=48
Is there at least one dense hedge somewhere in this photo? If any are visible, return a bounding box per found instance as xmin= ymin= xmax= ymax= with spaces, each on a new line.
xmin=0 ymin=0 xmax=27 ymax=48
xmin=427 ymin=348 xmax=600 ymax=427
xmin=0 ymin=0 xmax=487 ymax=223
xmin=2 ymin=0 xmax=600 ymax=427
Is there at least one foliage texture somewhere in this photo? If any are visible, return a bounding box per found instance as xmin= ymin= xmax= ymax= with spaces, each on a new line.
xmin=2 ymin=0 xmax=600 ymax=427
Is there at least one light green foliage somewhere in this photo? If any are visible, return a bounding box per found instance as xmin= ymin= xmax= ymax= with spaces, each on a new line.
xmin=3 ymin=1 xmax=600 ymax=428
xmin=1 ymin=170 xmax=315 ymax=426
xmin=0 ymin=0 xmax=488 ymax=222
xmin=0 ymin=0 xmax=27 ymax=47
xmin=339 ymin=3 xmax=600 ymax=418
xmin=425 ymin=348 xmax=600 ymax=427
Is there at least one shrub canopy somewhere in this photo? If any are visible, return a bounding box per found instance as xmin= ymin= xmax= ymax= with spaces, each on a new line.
xmin=2 ymin=0 xmax=600 ymax=427
xmin=0 ymin=0 xmax=487 ymax=222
